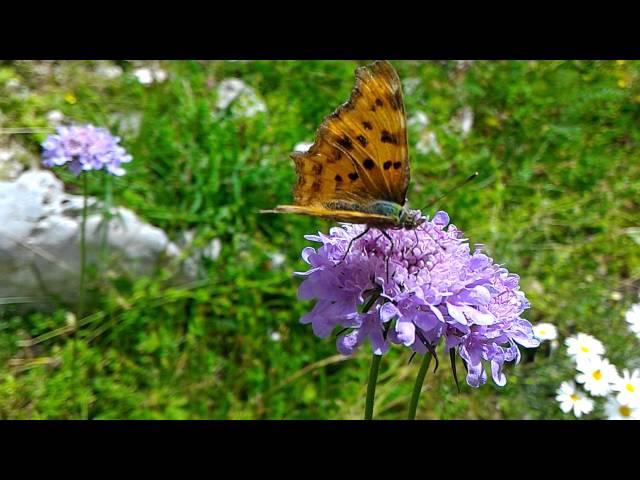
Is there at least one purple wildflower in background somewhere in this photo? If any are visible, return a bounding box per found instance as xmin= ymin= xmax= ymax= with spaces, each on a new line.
xmin=295 ymin=211 xmax=539 ymax=388
xmin=42 ymin=124 xmax=132 ymax=176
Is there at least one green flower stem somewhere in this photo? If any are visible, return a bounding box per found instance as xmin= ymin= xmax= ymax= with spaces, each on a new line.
xmin=73 ymin=174 xmax=89 ymax=419
xmin=78 ymin=174 xmax=88 ymax=320
xmin=361 ymin=289 xmax=385 ymax=420
xmin=407 ymin=353 xmax=432 ymax=420
xmin=364 ymin=353 xmax=383 ymax=420
xmin=100 ymin=172 xmax=112 ymax=267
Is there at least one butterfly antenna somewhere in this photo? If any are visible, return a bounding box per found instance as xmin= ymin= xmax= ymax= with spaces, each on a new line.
xmin=422 ymin=171 xmax=479 ymax=210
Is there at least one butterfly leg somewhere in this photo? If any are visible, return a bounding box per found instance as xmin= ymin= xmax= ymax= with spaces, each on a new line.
xmin=338 ymin=227 xmax=371 ymax=265
xmin=380 ymin=230 xmax=395 ymax=284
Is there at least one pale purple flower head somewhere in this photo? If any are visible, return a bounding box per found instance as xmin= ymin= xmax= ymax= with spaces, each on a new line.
xmin=295 ymin=210 xmax=539 ymax=388
xmin=42 ymin=124 xmax=132 ymax=176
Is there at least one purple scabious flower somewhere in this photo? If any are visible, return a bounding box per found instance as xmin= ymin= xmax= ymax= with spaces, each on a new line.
xmin=295 ymin=211 xmax=539 ymax=388
xmin=41 ymin=124 xmax=132 ymax=176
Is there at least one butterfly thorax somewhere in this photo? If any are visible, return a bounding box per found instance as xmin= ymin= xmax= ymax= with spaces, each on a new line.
xmin=325 ymin=200 xmax=423 ymax=229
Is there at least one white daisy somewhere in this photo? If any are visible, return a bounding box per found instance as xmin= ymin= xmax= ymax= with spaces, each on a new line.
xmin=605 ymin=396 xmax=640 ymax=420
xmin=612 ymin=368 xmax=640 ymax=406
xmin=625 ymin=304 xmax=640 ymax=336
xmin=565 ymin=333 xmax=605 ymax=363
xmin=575 ymin=357 xmax=617 ymax=397
xmin=533 ymin=322 xmax=558 ymax=342
xmin=555 ymin=381 xmax=594 ymax=418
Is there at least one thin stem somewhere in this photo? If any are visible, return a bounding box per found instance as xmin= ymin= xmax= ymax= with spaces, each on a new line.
xmin=78 ymin=174 xmax=88 ymax=319
xmin=73 ymin=173 xmax=89 ymax=420
xmin=100 ymin=173 xmax=112 ymax=267
xmin=364 ymin=353 xmax=382 ymax=420
xmin=361 ymin=288 xmax=385 ymax=420
xmin=407 ymin=353 xmax=432 ymax=420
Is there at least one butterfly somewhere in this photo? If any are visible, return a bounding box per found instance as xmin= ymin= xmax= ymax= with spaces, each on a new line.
xmin=263 ymin=60 xmax=423 ymax=228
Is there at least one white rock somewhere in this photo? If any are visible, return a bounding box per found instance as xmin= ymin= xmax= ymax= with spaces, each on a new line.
xmin=216 ymin=79 xmax=246 ymax=109
xmin=268 ymin=252 xmax=286 ymax=269
xmin=153 ymin=68 xmax=168 ymax=83
xmin=133 ymin=66 xmax=168 ymax=85
xmin=0 ymin=142 xmax=32 ymax=180
xmin=456 ymin=60 xmax=474 ymax=71
xmin=175 ymin=231 xmax=221 ymax=262
xmin=46 ymin=110 xmax=65 ymax=126
xmin=416 ymin=131 xmax=442 ymax=156
xmin=0 ymin=170 xmax=195 ymax=308
xmin=202 ymin=238 xmax=221 ymax=261
xmin=408 ymin=111 xmax=430 ymax=128
xmin=402 ymin=77 xmax=421 ymax=95
xmin=452 ymin=106 xmax=474 ymax=138
xmin=109 ymin=111 xmax=143 ymax=137
xmin=133 ymin=68 xmax=154 ymax=85
xmin=6 ymin=78 xmax=21 ymax=90
xmin=95 ymin=64 xmax=123 ymax=80
xmin=215 ymin=78 xmax=267 ymax=118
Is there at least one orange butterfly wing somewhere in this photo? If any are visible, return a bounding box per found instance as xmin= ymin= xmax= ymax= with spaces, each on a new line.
xmin=275 ymin=60 xmax=411 ymax=219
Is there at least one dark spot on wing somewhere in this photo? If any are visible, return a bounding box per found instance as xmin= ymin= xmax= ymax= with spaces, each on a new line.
xmin=337 ymin=135 xmax=353 ymax=150
xmin=375 ymin=98 xmax=384 ymax=107
xmin=383 ymin=161 xmax=392 ymax=170
xmin=362 ymin=121 xmax=373 ymax=130
xmin=381 ymin=130 xmax=398 ymax=144
xmin=311 ymin=163 xmax=323 ymax=175
xmin=335 ymin=174 xmax=343 ymax=182
xmin=393 ymin=161 xmax=402 ymax=169
xmin=356 ymin=135 xmax=368 ymax=147
xmin=348 ymin=172 xmax=359 ymax=181
xmin=328 ymin=150 xmax=343 ymax=163
xmin=311 ymin=181 xmax=321 ymax=192
xmin=363 ymin=158 xmax=375 ymax=170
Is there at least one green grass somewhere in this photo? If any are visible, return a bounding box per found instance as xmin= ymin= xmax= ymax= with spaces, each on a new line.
xmin=1 ymin=60 xmax=639 ymax=419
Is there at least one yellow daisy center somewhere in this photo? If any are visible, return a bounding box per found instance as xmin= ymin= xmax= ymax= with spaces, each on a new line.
xmin=592 ymin=370 xmax=602 ymax=381
xmin=539 ymin=330 xmax=546 ymax=336
xmin=626 ymin=383 xmax=635 ymax=393
xmin=580 ymin=346 xmax=590 ymax=353
xmin=619 ymin=405 xmax=631 ymax=417
xmin=570 ymin=394 xmax=579 ymax=402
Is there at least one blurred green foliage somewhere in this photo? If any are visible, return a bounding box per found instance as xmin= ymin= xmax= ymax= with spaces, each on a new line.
xmin=0 ymin=60 xmax=639 ymax=419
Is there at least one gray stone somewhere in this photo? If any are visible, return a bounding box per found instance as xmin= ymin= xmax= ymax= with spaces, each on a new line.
xmin=215 ymin=78 xmax=267 ymax=118
xmin=0 ymin=170 xmax=196 ymax=309
xmin=0 ymin=142 xmax=32 ymax=180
